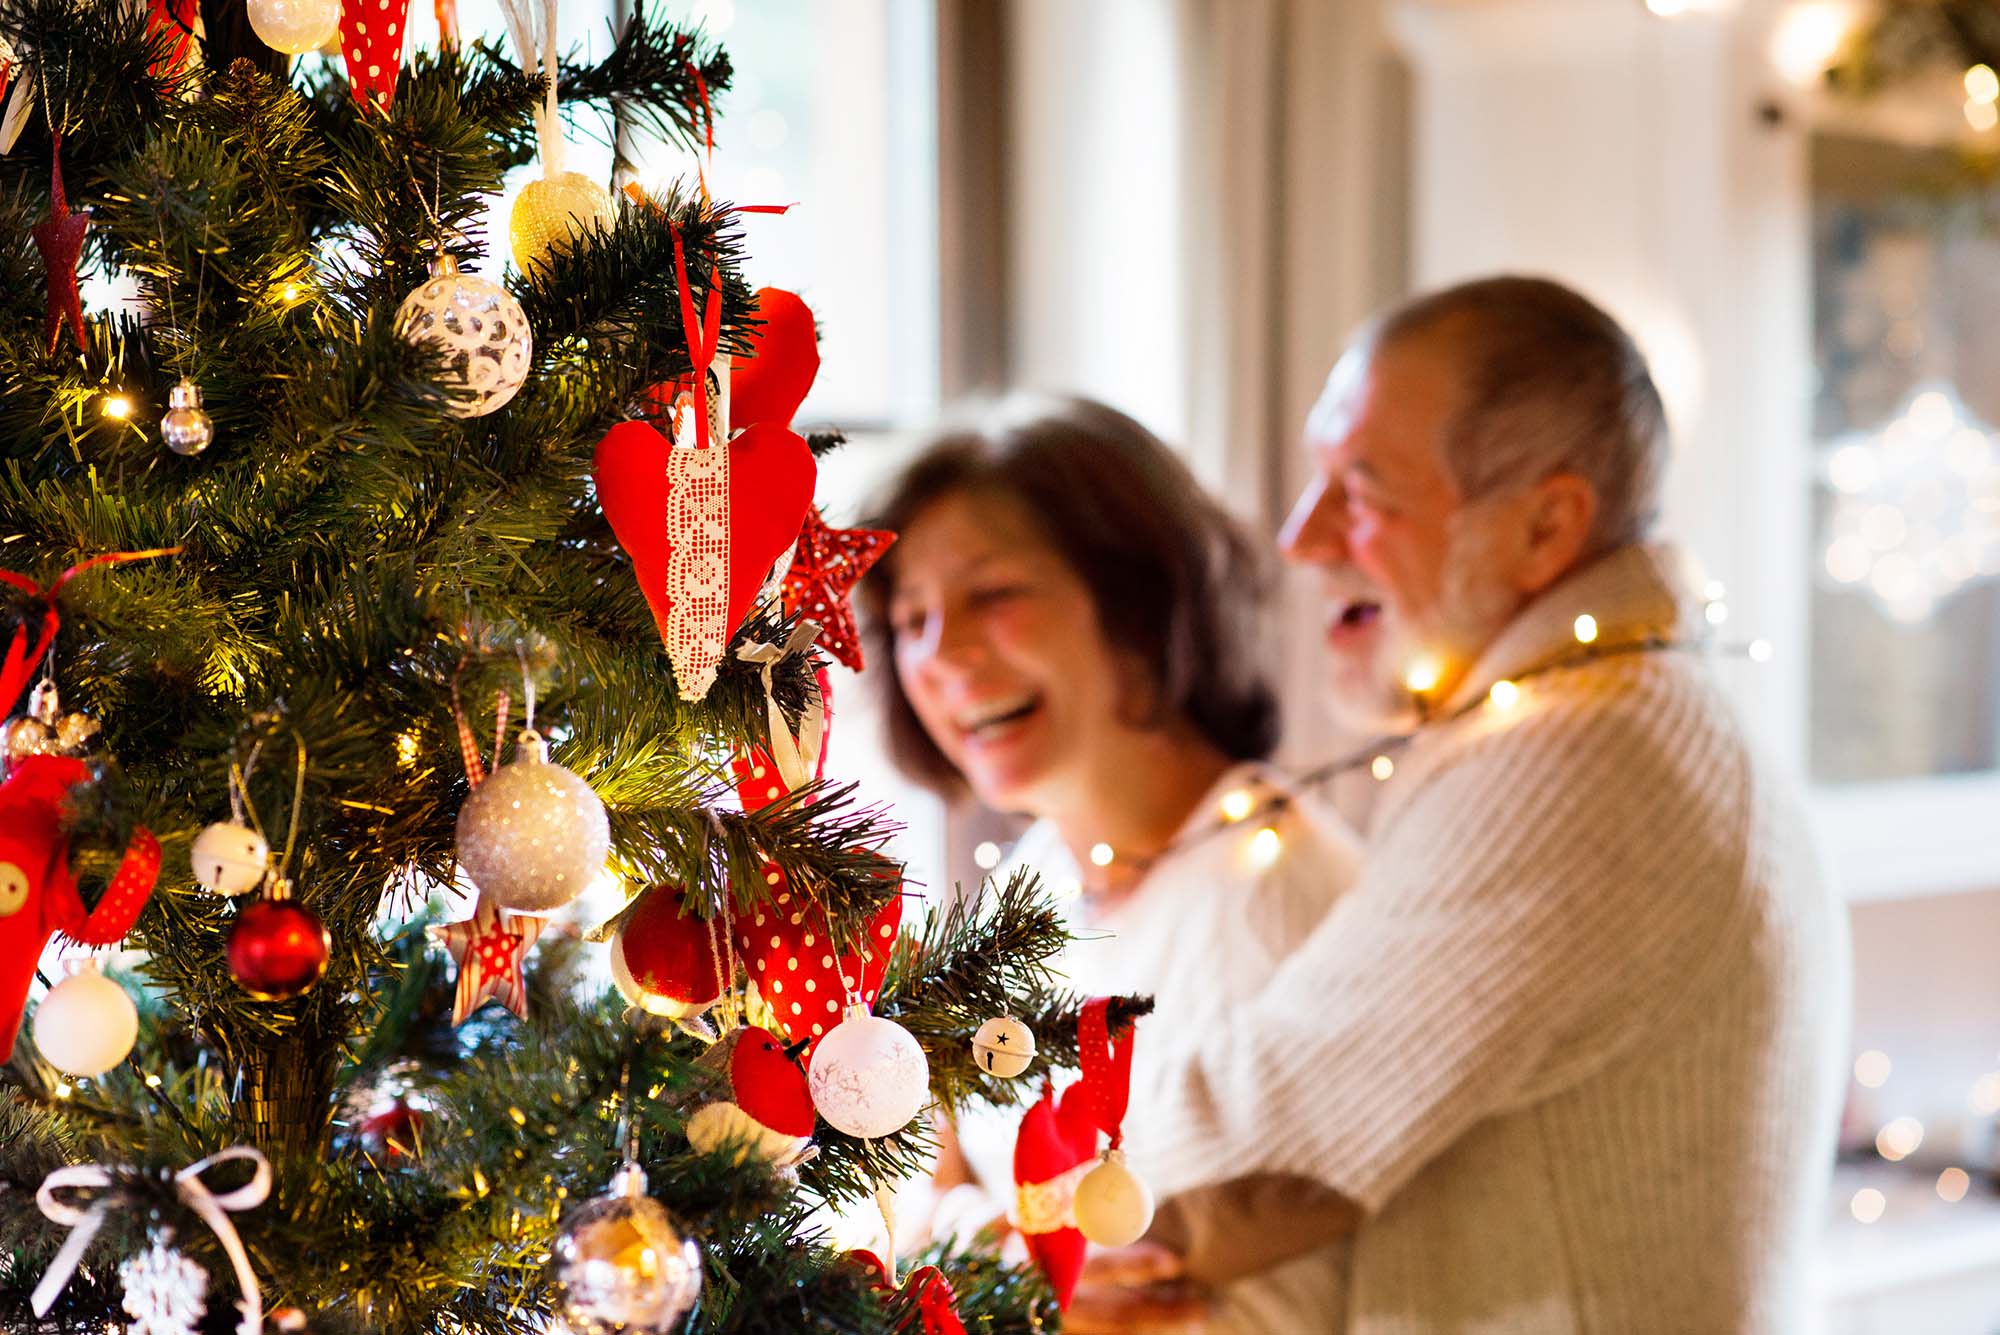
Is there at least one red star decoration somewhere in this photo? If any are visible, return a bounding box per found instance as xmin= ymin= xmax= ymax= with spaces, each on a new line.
xmin=433 ymin=890 xmax=545 ymax=1025
xmin=782 ymin=507 xmax=895 ymax=671
xmin=31 ymin=133 xmax=90 ymax=357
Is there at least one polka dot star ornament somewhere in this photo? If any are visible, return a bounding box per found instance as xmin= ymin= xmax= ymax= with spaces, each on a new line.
xmin=433 ymin=889 xmax=544 ymax=1025
xmin=339 ymin=0 xmax=413 ymax=112
xmin=781 ymin=507 xmax=896 ymax=672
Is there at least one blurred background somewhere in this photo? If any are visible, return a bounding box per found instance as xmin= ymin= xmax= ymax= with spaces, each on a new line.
xmin=399 ymin=1 xmax=2000 ymax=1327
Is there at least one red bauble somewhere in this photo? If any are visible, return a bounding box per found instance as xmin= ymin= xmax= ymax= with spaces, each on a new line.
xmin=355 ymin=1096 xmax=425 ymax=1163
xmin=228 ymin=897 xmax=331 ymax=1000
xmin=729 ymin=288 xmax=819 ymax=430
xmin=613 ymin=884 xmax=723 ymax=1018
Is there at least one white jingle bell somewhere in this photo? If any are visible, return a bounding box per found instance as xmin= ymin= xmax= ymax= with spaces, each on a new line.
xmin=1073 ymin=1148 xmax=1155 ymax=1248
xmin=33 ymin=963 xmax=138 ymax=1078
xmin=807 ymin=1004 xmax=930 ymax=1139
xmin=246 ymin=0 xmax=342 ymax=54
xmin=455 ymin=730 xmax=609 ymax=913
xmin=394 ymin=253 xmax=534 ymax=419
xmin=190 ymin=821 xmax=271 ymax=897
xmin=971 ymin=1015 xmax=1036 ymax=1079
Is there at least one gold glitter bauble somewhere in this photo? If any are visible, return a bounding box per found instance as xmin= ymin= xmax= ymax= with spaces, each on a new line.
xmin=510 ymin=171 xmax=617 ymax=276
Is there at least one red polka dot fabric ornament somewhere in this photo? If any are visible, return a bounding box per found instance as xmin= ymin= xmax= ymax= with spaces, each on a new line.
xmin=737 ymin=873 xmax=901 ymax=1050
xmin=782 ymin=508 xmax=896 ymax=673
xmin=340 ymin=0 xmax=413 ymax=112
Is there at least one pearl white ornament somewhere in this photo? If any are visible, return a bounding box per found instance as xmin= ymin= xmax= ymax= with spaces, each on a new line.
xmin=246 ymin=0 xmax=342 ymax=54
xmin=33 ymin=965 xmax=138 ymax=1077
xmin=1073 ymin=1149 xmax=1155 ymax=1247
xmin=455 ymin=730 xmax=609 ymax=913
xmin=807 ymin=1004 xmax=929 ymax=1139
xmin=548 ymin=1164 xmax=701 ymax=1335
xmin=971 ymin=1015 xmax=1036 ymax=1079
xmin=190 ymin=821 xmax=270 ymax=897
xmin=394 ymin=253 xmax=533 ymax=419
xmin=160 ymin=379 xmax=214 ymax=456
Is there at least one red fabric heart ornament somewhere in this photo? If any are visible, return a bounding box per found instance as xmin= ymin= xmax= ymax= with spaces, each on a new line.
xmin=593 ymin=418 xmax=817 ymax=699
xmin=736 ymin=871 xmax=901 ymax=1049
xmin=730 ymin=288 xmax=819 ymax=430
xmin=849 ymin=1251 xmax=967 ymax=1335
xmin=340 ymin=0 xmax=413 ymax=112
xmin=1013 ymin=1081 xmax=1103 ymax=1310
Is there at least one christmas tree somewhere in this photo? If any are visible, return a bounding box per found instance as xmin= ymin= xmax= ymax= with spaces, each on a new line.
xmin=0 ymin=3 xmax=1120 ymax=1330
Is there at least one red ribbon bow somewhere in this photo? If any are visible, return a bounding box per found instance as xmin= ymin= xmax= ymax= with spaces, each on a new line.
xmin=851 ymin=1251 xmax=967 ymax=1335
xmin=1 ymin=549 xmax=180 ymax=719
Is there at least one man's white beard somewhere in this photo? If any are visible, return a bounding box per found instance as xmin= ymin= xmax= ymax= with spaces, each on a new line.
xmin=1323 ymin=522 xmax=1521 ymax=736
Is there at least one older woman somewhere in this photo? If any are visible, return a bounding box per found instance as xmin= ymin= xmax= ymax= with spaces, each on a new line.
xmin=862 ymin=396 xmax=1360 ymax=1333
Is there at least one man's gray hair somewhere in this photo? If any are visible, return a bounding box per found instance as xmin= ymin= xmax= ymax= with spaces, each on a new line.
xmin=1367 ymin=276 xmax=1668 ymax=554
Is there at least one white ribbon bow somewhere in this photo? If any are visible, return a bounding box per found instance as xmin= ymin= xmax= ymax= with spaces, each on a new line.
xmin=737 ymin=619 xmax=826 ymax=793
xmin=33 ymin=1145 xmax=272 ymax=1335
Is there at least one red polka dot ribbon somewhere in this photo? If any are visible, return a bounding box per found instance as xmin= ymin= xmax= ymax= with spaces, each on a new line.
xmin=1077 ymin=997 xmax=1136 ymax=1150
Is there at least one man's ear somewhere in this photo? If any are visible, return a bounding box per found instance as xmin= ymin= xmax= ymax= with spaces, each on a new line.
xmin=1514 ymin=473 xmax=1598 ymax=596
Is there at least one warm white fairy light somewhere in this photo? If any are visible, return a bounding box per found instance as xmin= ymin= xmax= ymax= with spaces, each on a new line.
xmin=973 ymin=841 xmax=1001 ymax=871
xmin=1488 ymin=679 xmax=1520 ymax=710
xmin=1370 ymin=754 xmax=1395 ymax=782
xmin=1572 ymin=614 xmax=1599 ymax=644
xmin=1247 ymin=826 xmax=1282 ymax=870
xmin=1850 ymin=1187 xmax=1886 ymax=1224
xmin=1403 ymin=656 xmax=1442 ymax=694
xmin=53 ymin=1082 xmax=72 ymax=1099
xmin=1969 ymin=64 xmax=2000 ymax=105
xmin=1771 ymin=2 xmax=1860 ymax=89
xmin=1853 ymin=1049 xmax=1891 ymax=1088
xmin=101 ymin=393 xmax=133 ymax=420
xmin=1089 ymin=843 xmax=1115 ymax=868
xmin=396 ymin=731 xmax=420 ymax=766
xmin=1218 ymin=789 xmax=1255 ymax=822
xmin=1967 ymin=100 xmax=1999 ymax=133
xmin=1748 ymin=638 xmax=1774 ymax=663
xmin=1877 ymin=1116 xmax=1924 ymax=1161
xmin=144 ymin=1072 xmax=162 ymax=1089
xmin=1970 ymin=1072 xmax=2000 ymax=1115
xmin=1705 ymin=600 xmax=1730 ymax=626
xmin=1938 ymin=1167 xmax=1972 ymax=1203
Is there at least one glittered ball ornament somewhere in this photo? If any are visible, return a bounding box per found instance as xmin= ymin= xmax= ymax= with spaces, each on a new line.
xmin=227 ymin=886 xmax=331 ymax=1000
xmin=190 ymin=821 xmax=270 ymax=897
xmin=807 ymin=1004 xmax=930 ymax=1139
xmin=510 ymin=171 xmax=617 ymax=276
xmin=455 ymin=730 xmax=609 ymax=913
xmin=246 ymin=0 xmax=342 ymax=54
xmin=31 ymin=964 xmax=137 ymax=1077
xmin=1073 ymin=1149 xmax=1155 ymax=1248
xmin=549 ymin=1165 xmax=702 ymax=1335
xmin=160 ymin=378 xmax=214 ymax=456
xmin=394 ymin=253 xmax=533 ymax=418
xmin=971 ymin=1015 xmax=1036 ymax=1079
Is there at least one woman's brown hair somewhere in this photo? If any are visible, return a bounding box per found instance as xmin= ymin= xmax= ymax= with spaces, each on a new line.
xmin=860 ymin=396 xmax=1280 ymax=793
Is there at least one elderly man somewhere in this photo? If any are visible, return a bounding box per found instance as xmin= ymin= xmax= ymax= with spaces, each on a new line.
xmin=1072 ymin=276 xmax=1848 ymax=1333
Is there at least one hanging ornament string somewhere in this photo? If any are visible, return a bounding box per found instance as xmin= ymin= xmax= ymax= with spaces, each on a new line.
xmin=498 ymin=0 xmax=563 ymax=174
xmin=269 ymin=732 xmax=309 ymax=887
xmin=434 ymin=0 xmax=460 ymax=48
xmin=702 ymin=809 xmax=741 ymax=1032
xmin=734 ymin=618 xmax=824 ymax=792
xmin=1076 ymin=998 xmax=1133 ymax=1150
xmin=31 ymin=1147 xmax=272 ymax=1334
xmin=0 ymin=548 xmax=181 ymax=717
xmin=669 ymin=224 xmax=722 ymax=453
xmin=448 ymin=660 xmax=509 ymax=788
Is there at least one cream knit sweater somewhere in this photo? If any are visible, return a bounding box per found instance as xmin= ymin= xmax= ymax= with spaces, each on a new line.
xmin=1128 ymin=543 xmax=1851 ymax=1334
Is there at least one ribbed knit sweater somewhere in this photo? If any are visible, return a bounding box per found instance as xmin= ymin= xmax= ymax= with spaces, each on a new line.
xmin=1127 ymin=542 xmax=1851 ymax=1334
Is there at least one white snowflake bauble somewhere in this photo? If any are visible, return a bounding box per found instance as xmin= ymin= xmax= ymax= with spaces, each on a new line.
xmin=32 ymin=965 xmax=137 ymax=1078
xmin=190 ymin=820 xmax=270 ymax=896
xmin=394 ymin=253 xmax=533 ymax=419
xmin=120 ymin=1236 xmax=208 ymax=1335
xmin=246 ymin=0 xmax=341 ymax=54
xmin=549 ymin=1165 xmax=701 ymax=1334
xmin=807 ymin=1004 xmax=929 ymax=1139
xmin=1073 ymin=1149 xmax=1155 ymax=1247
xmin=455 ymin=730 xmax=609 ymax=913
xmin=970 ymin=1015 xmax=1036 ymax=1079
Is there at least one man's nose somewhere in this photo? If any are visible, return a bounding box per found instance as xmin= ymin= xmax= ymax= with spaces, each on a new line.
xmin=1277 ymin=475 xmax=1347 ymax=565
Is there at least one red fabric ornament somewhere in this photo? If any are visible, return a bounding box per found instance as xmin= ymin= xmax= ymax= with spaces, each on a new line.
xmin=850 ymin=1251 xmax=967 ymax=1335
xmin=31 ymin=135 xmax=90 ymax=357
xmin=1076 ymin=996 xmax=1136 ymax=1148
xmin=0 ymin=755 xmax=158 ymax=1060
xmin=783 ymin=508 xmax=896 ymax=672
xmin=593 ymin=417 xmax=817 ymax=698
xmin=432 ymin=890 xmax=542 ymax=1024
xmin=339 ymin=0 xmax=413 ymax=112
xmin=730 ymin=667 xmax=832 ymax=813
xmin=736 ymin=872 xmax=901 ymax=1049
xmin=726 ymin=1023 xmax=815 ymax=1137
xmin=228 ymin=895 xmax=331 ymax=1001
xmin=729 ymin=288 xmax=819 ymax=431
xmin=1012 ymin=1081 xmax=1102 ymax=1311
xmin=145 ymin=0 xmax=201 ymax=78
xmin=612 ymin=883 xmax=722 ymax=1018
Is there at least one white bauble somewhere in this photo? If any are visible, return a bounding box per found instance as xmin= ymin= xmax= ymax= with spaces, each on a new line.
xmin=33 ymin=967 xmax=138 ymax=1078
xmin=1073 ymin=1150 xmax=1155 ymax=1247
xmin=807 ymin=1005 xmax=929 ymax=1139
xmin=246 ymin=0 xmax=342 ymax=54
xmin=394 ymin=254 xmax=533 ymax=419
xmin=970 ymin=1015 xmax=1035 ymax=1079
xmin=455 ymin=730 xmax=609 ymax=913
xmin=684 ymin=1100 xmax=809 ymax=1166
xmin=190 ymin=821 xmax=270 ymax=896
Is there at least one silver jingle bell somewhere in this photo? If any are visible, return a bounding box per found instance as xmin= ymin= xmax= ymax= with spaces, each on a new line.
xmin=25 ymin=679 xmax=61 ymax=726
xmin=161 ymin=378 xmax=215 ymax=457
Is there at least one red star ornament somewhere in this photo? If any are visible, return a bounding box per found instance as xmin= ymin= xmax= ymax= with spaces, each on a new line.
xmin=783 ymin=508 xmax=895 ymax=672
xmin=31 ymin=136 xmax=90 ymax=357
xmin=433 ymin=890 xmax=544 ymax=1025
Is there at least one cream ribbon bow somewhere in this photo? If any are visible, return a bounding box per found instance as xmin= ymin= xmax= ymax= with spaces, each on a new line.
xmin=736 ymin=618 xmax=826 ymax=792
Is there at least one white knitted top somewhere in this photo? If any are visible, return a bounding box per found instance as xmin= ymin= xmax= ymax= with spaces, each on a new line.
xmin=1127 ymin=542 xmax=1851 ymax=1334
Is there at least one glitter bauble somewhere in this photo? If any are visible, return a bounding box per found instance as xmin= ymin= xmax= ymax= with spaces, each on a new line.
xmin=549 ymin=1166 xmax=701 ymax=1335
xmin=807 ymin=1005 xmax=929 ymax=1139
xmin=394 ymin=253 xmax=533 ymax=418
xmin=455 ymin=730 xmax=609 ymax=913
xmin=32 ymin=965 xmax=137 ymax=1077
xmin=971 ymin=1015 xmax=1036 ymax=1079
xmin=53 ymin=712 xmax=99 ymax=754
xmin=1073 ymin=1149 xmax=1156 ymax=1247
xmin=191 ymin=821 xmax=270 ymax=896
xmin=227 ymin=891 xmax=331 ymax=1000
xmin=510 ymin=171 xmax=617 ymax=276
xmin=1 ymin=717 xmax=52 ymax=766
xmin=246 ymin=0 xmax=342 ymax=54
xmin=160 ymin=379 xmax=214 ymax=456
